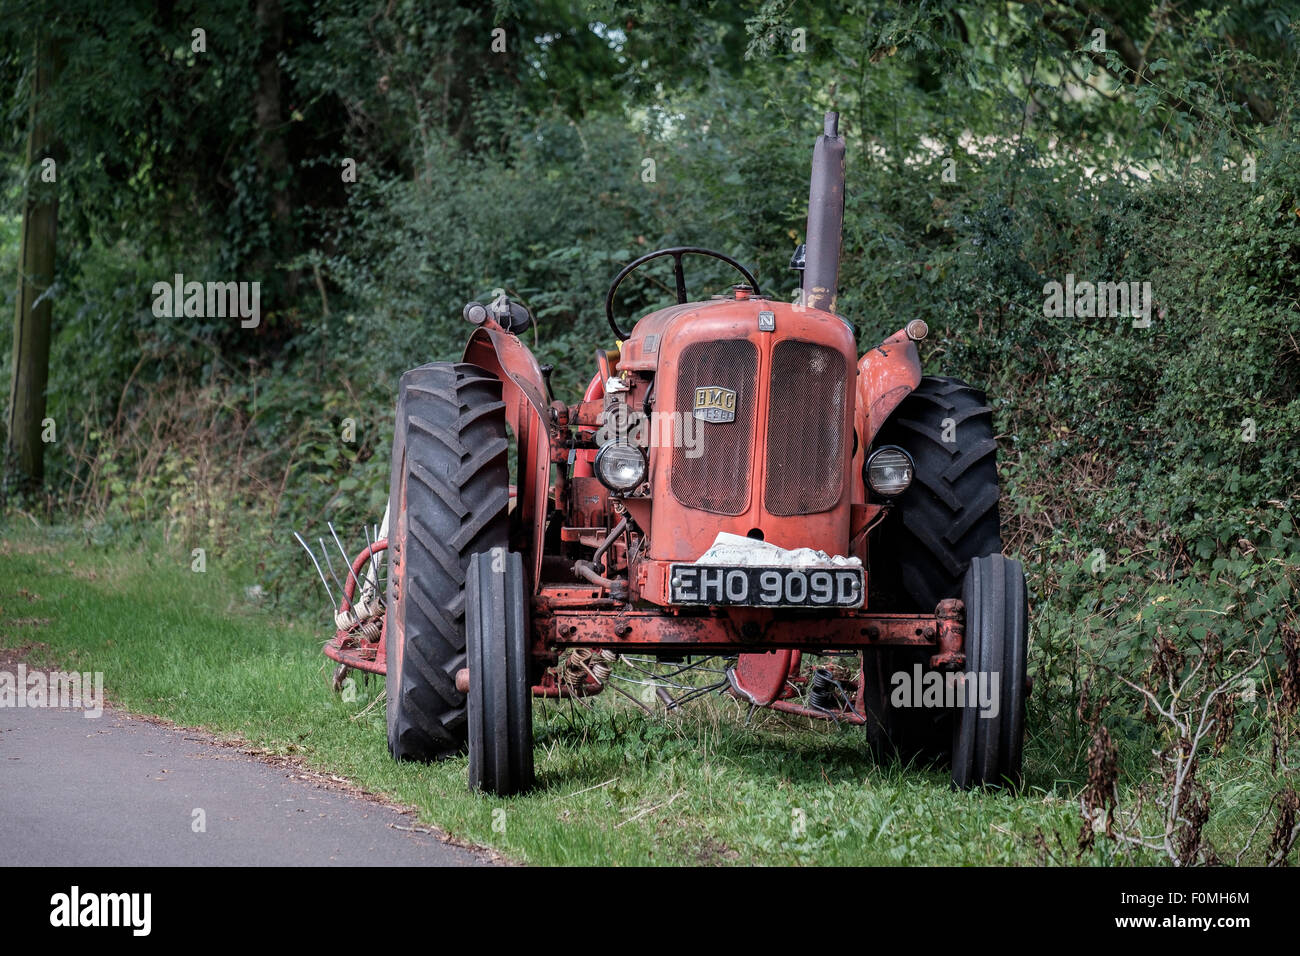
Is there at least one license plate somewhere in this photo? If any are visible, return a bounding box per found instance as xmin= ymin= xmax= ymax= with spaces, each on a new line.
xmin=668 ymin=564 xmax=864 ymax=609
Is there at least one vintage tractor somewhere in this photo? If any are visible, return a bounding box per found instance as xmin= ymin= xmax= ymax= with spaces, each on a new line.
xmin=321 ymin=111 xmax=1028 ymax=796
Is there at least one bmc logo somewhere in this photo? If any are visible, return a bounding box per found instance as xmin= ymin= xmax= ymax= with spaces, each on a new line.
xmin=693 ymin=386 xmax=736 ymax=422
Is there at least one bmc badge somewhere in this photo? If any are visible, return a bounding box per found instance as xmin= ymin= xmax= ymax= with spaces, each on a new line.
xmin=693 ymin=386 xmax=737 ymax=423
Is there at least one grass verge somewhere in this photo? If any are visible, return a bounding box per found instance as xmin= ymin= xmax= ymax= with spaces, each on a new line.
xmin=0 ymin=524 xmax=1200 ymax=866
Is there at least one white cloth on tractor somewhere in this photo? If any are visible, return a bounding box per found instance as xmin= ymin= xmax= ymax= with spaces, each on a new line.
xmin=692 ymin=532 xmax=861 ymax=569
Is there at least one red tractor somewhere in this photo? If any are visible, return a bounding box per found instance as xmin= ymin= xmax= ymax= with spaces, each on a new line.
xmin=324 ymin=112 xmax=1028 ymax=795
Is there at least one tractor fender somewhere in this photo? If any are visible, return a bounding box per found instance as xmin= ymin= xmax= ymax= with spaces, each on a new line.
xmin=463 ymin=323 xmax=552 ymax=590
xmin=855 ymin=329 xmax=922 ymax=448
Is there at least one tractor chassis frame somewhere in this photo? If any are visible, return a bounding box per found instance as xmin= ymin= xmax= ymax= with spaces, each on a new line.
xmin=535 ymin=592 xmax=965 ymax=661
xmin=532 ymin=589 xmax=966 ymax=725
xmin=323 ymin=550 xmax=969 ymax=724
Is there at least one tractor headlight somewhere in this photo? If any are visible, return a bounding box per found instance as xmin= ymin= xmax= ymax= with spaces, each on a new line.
xmin=594 ymin=442 xmax=647 ymax=492
xmin=866 ymin=446 xmax=914 ymax=496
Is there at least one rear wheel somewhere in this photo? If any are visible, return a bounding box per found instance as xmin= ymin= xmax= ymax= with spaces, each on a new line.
xmin=861 ymin=646 xmax=952 ymax=765
xmin=466 ymin=550 xmax=534 ymax=795
xmin=869 ymin=376 xmax=1001 ymax=610
xmin=863 ymin=376 xmax=1002 ymax=762
xmin=386 ymin=363 xmax=509 ymax=762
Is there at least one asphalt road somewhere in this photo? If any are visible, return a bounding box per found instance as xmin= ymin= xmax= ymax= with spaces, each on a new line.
xmin=0 ymin=702 xmax=491 ymax=866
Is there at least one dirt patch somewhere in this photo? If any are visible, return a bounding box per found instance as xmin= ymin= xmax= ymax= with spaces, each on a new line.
xmin=660 ymin=818 xmax=742 ymax=865
xmin=694 ymin=835 xmax=742 ymax=865
xmin=0 ymin=536 xmax=57 ymax=558
xmin=0 ymin=640 xmax=53 ymax=670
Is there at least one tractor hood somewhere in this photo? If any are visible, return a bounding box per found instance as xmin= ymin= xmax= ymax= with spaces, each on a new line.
xmin=619 ymin=295 xmax=852 ymax=373
xmin=621 ymin=294 xmax=858 ymax=579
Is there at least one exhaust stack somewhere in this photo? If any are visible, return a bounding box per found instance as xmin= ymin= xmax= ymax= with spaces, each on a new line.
xmin=801 ymin=111 xmax=845 ymax=314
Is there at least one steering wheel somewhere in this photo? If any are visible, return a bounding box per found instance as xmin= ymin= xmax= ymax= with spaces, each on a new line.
xmin=605 ymin=246 xmax=761 ymax=340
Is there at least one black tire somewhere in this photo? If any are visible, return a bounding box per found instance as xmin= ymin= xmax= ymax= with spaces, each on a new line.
xmin=466 ymin=551 xmax=534 ymax=796
xmin=385 ymin=363 xmax=509 ymax=762
xmin=860 ymin=649 xmax=897 ymax=758
xmin=868 ymin=376 xmax=1001 ymax=612
xmin=951 ymin=554 xmax=1028 ymax=790
xmin=861 ymin=646 xmax=952 ymax=765
xmin=863 ymin=376 xmax=1002 ymax=763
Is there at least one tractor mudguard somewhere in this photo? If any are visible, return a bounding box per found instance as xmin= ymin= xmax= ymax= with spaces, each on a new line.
xmin=855 ymin=328 xmax=922 ymax=448
xmin=464 ymin=323 xmax=552 ymax=589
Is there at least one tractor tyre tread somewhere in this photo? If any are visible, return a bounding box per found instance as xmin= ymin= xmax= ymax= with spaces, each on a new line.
xmin=870 ymin=375 xmax=1002 ymax=611
xmin=386 ymin=362 xmax=509 ymax=762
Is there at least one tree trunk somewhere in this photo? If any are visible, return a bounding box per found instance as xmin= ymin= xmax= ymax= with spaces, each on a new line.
xmin=254 ymin=0 xmax=293 ymax=300
xmin=6 ymin=27 xmax=59 ymax=491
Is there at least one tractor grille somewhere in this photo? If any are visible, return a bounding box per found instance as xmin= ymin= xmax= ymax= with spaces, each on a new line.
xmin=765 ymin=340 xmax=846 ymax=515
xmin=672 ymin=340 xmax=758 ymax=515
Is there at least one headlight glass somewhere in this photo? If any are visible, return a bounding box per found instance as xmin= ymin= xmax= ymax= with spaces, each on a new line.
xmin=595 ymin=442 xmax=647 ymax=492
xmin=866 ymin=446 xmax=914 ymax=496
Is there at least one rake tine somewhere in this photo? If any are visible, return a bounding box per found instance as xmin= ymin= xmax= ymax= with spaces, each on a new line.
xmin=293 ymin=532 xmax=336 ymax=607
xmin=359 ymin=524 xmax=374 ymax=606
xmin=363 ymin=523 xmax=381 ymax=593
xmin=319 ymin=537 xmax=347 ymax=603
xmin=327 ymin=521 xmax=360 ymax=596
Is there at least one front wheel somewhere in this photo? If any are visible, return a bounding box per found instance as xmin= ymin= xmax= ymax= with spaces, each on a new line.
xmin=466 ymin=550 xmax=534 ymax=796
xmin=951 ymin=554 xmax=1028 ymax=790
